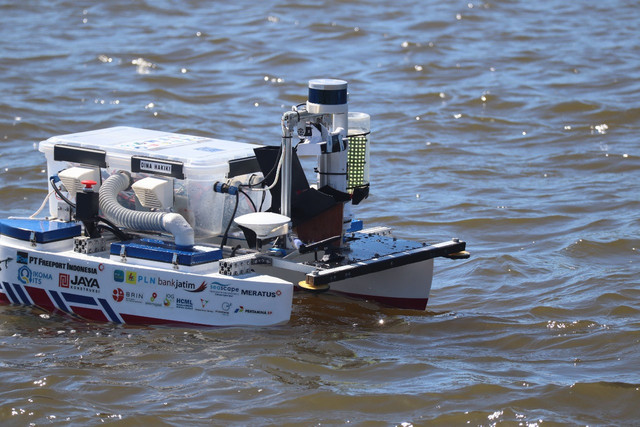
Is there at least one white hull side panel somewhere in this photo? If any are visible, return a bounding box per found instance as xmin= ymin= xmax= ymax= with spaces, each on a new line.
xmin=0 ymin=240 xmax=293 ymax=327
xmin=255 ymin=258 xmax=434 ymax=310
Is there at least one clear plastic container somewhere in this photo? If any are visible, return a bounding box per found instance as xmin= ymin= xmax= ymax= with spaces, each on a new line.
xmin=39 ymin=126 xmax=267 ymax=237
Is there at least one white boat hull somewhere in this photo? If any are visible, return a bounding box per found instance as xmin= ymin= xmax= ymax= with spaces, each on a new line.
xmin=0 ymin=236 xmax=293 ymax=327
xmin=253 ymin=258 xmax=433 ymax=310
xmin=330 ymin=258 xmax=433 ymax=310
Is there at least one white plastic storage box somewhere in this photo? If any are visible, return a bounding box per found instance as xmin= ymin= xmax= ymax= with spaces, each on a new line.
xmin=39 ymin=127 xmax=268 ymax=237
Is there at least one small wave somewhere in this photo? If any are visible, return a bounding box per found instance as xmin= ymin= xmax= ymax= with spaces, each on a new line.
xmin=563 ymin=238 xmax=639 ymax=260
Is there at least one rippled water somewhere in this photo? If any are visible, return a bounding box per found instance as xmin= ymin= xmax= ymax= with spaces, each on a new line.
xmin=1 ymin=0 xmax=639 ymax=425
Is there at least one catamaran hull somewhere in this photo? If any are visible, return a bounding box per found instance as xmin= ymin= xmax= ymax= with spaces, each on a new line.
xmin=253 ymin=258 xmax=433 ymax=310
xmin=330 ymin=259 xmax=433 ymax=310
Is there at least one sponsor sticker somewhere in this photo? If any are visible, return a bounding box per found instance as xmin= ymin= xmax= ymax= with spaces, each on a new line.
xmin=163 ymin=294 xmax=175 ymax=307
xmin=176 ymin=297 xmax=193 ymax=310
xmin=146 ymin=292 xmax=162 ymax=307
xmin=234 ymin=305 xmax=272 ymax=315
xmin=124 ymin=273 xmax=205 ymax=291
xmin=59 ymin=273 xmax=99 ymax=293
xmin=27 ymin=256 xmax=98 ymax=274
xmin=113 ymin=288 xmax=124 ymax=302
xmin=240 ymin=289 xmax=282 ymax=298
xmin=194 ymin=298 xmax=232 ymax=315
xmin=135 ymin=274 xmax=156 ymax=285
xmin=18 ymin=265 xmax=32 ymax=285
xmin=59 ymin=273 xmax=70 ymax=288
xmin=114 ymin=270 xmax=125 ymax=282
xmin=16 ymin=266 xmax=53 ymax=285
xmin=209 ymin=282 xmax=240 ymax=297
xmin=158 ymin=277 xmax=206 ymax=292
xmin=126 ymin=271 xmax=137 ymax=284
xmin=215 ymin=301 xmax=233 ymax=316
xmin=17 ymin=251 xmax=28 ymax=264
xmin=112 ymin=288 xmax=143 ymax=304
xmin=125 ymin=290 xmax=144 ymax=303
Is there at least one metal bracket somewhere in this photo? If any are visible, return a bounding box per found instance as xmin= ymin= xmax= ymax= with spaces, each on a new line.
xmin=218 ymin=253 xmax=272 ymax=276
xmin=119 ymin=244 xmax=127 ymax=262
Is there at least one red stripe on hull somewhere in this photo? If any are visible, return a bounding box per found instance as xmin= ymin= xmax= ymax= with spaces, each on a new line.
xmin=120 ymin=312 xmax=212 ymax=327
xmin=25 ymin=286 xmax=57 ymax=312
xmin=69 ymin=306 xmax=110 ymax=322
xmin=0 ymin=291 xmax=9 ymax=304
xmin=334 ymin=291 xmax=429 ymax=310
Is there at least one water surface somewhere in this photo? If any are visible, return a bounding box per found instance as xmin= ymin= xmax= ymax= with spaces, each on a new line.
xmin=1 ymin=0 xmax=639 ymax=425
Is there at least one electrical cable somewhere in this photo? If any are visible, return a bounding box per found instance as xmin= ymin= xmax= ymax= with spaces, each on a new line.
xmin=49 ymin=176 xmax=75 ymax=209
xmin=238 ymin=187 xmax=257 ymax=212
xmin=248 ymin=146 xmax=285 ymax=192
xmin=48 ymin=175 xmax=129 ymax=240
xmin=95 ymin=215 xmax=129 ymax=241
xmin=259 ymin=188 xmax=266 ymax=212
xmin=219 ymin=190 xmax=240 ymax=250
xmin=96 ymin=223 xmax=129 ymax=241
xmin=242 ymin=146 xmax=282 ymax=192
xmin=29 ymin=190 xmax=54 ymax=219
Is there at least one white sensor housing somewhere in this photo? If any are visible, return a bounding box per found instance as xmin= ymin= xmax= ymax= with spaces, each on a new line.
xmin=234 ymin=212 xmax=291 ymax=240
xmin=58 ymin=167 xmax=101 ymax=198
xmin=132 ymin=177 xmax=173 ymax=209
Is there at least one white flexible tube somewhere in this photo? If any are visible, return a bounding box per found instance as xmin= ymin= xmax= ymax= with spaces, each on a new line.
xmin=99 ymin=172 xmax=194 ymax=248
xmin=162 ymin=213 xmax=195 ymax=248
xmin=251 ymin=147 xmax=284 ymax=192
xmin=30 ymin=190 xmax=54 ymax=219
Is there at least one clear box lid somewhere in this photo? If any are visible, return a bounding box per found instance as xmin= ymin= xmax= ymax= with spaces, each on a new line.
xmin=39 ymin=126 xmax=262 ymax=178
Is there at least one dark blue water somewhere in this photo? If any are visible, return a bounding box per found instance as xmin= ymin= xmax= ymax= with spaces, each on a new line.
xmin=1 ymin=0 xmax=639 ymax=424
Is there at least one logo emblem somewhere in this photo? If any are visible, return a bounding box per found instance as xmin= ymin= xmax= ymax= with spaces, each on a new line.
xmin=17 ymin=265 xmax=32 ymax=284
xmin=59 ymin=273 xmax=70 ymax=288
xmin=114 ymin=270 xmax=124 ymax=282
xmin=17 ymin=251 xmax=28 ymax=264
xmin=164 ymin=294 xmax=174 ymax=307
xmin=185 ymin=281 xmax=208 ymax=293
xmin=112 ymin=288 xmax=124 ymax=302
xmin=126 ymin=271 xmax=137 ymax=284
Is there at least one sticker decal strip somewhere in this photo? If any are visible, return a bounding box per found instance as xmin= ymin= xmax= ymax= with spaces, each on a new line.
xmin=61 ymin=292 xmax=98 ymax=306
xmin=3 ymin=281 xmax=121 ymax=324
xmin=49 ymin=290 xmax=70 ymax=313
xmin=98 ymin=298 xmax=121 ymax=323
xmin=2 ymin=282 xmax=19 ymax=304
xmin=10 ymin=283 xmax=31 ymax=305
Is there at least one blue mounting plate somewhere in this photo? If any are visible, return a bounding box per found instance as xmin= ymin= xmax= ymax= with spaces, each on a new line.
xmin=0 ymin=219 xmax=81 ymax=243
xmin=110 ymin=238 xmax=222 ymax=266
xmin=347 ymin=219 xmax=363 ymax=232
